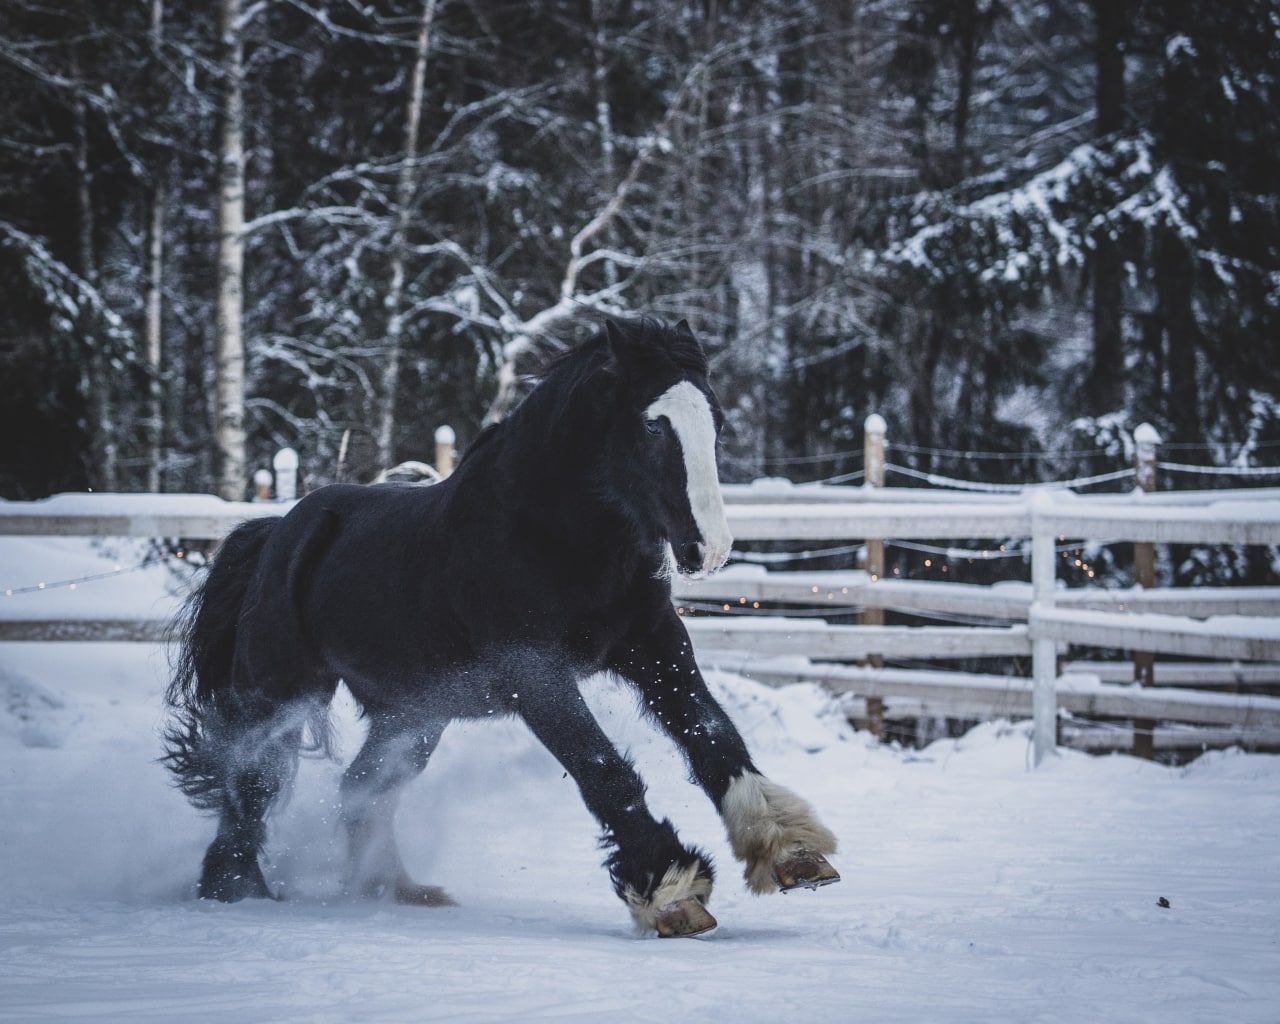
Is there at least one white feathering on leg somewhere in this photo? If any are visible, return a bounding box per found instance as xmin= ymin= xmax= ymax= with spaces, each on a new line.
xmin=721 ymin=772 xmax=838 ymax=894
xmin=623 ymin=861 xmax=713 ymax=933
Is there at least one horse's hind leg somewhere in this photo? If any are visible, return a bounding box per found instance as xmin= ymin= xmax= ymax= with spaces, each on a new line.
xmin=198 ymin=696 xmax=315 ymax=902
xmin=340 ymin=713 xmax=454 ymax=906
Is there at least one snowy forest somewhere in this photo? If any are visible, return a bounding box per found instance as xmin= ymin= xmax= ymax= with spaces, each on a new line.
xmin=2 ymin=0 xmax=1278 ymax=503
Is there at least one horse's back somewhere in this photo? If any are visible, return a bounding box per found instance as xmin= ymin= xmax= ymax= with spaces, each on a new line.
xmin=241 ymin=478 xmax=667 ymax=709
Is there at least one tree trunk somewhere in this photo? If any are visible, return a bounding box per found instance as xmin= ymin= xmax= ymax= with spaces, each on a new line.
xmin=908 ymin=318 xmax=944 ymax=469
xmin=145 ymin=0 xmax=166 ymax=493
xmin=1157 ymin=232 xmax=1200 ymax=443
xmin=952 ymin=0 xmax=978 ymax=184
xmin=590 ymin=0 xmax=617 ymax=288
xmin=145 ymin=178 xmax=166 ymax=494
xmin=375 ymin=0 xmax=438 ymax=471
xmin=214 ymin=0 xmax=247 ymax=500
xmin=71 ymin=36 xmax=117 ymax=492
xmin=728 ymin=84 xmax=774 ymax=479
xmin=1087 ymin=0 xmax=1126 ymax=416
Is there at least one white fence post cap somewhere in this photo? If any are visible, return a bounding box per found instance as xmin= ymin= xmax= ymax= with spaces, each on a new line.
xmin=434 ymin=425 xmax=456 ymax=445
xmin=864 ymin=413 xmax=887 ymax=435
xmin=272 ymin=447 xmax=299 ymax=502
xmin=1134 ymin=423 xmax=1162 ymax=447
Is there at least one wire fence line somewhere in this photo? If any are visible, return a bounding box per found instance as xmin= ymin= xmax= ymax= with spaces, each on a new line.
xmin=764 ymin=419 xmax=1280 ymax=496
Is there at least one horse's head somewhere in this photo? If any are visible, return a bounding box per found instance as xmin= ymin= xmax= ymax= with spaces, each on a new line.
xmin=596 ymin=317 xmax=733 ymax=580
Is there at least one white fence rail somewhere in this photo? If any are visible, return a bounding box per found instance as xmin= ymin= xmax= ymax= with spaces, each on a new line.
xmin=3 ymin=488 xmax=1280 ymax=763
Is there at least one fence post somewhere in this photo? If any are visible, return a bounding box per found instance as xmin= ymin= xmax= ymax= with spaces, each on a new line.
xmin=252 ymin=468 xmax=273 ymax=502
xmin=1132 ymin=423 xmax=1161 ymax=758
xmin=434 ymin=425 xmax=456 ymax=478
xmin=1030 ymin=490 xmax=1058 ymax=766
xmin=272 ymin=447 xmax=298 ymax=502
xmin=861 ymin=414 xmax=887 ymax=737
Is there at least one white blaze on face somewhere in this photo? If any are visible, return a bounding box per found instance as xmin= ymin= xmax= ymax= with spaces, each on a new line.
xmin=644 ymin=381 xmax=734 ymax=577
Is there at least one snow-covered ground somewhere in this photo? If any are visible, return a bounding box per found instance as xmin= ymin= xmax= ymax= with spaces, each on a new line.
xmin=1 ymin=538 xmax=1278 ymax=1022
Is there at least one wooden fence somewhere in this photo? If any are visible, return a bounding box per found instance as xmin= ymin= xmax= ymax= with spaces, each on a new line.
xmin=3 ymin=483 xmax=1280 ymax=764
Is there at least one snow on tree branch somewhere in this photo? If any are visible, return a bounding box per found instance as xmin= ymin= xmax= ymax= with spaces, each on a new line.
xmin=0 ymin=221 xmax=136 ymax=358
xmin=871 ymin=135 xmax=1164 ymax=299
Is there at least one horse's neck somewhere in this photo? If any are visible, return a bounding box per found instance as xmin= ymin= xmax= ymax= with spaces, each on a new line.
xmin=471 ymin=434 xmax=650 ymax=576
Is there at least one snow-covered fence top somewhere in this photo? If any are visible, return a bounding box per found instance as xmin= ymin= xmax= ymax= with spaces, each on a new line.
xmin=0 ymin=492 xmax=274 ymax=539
xmin=5 ymin=485 xmax=1280 ymax=542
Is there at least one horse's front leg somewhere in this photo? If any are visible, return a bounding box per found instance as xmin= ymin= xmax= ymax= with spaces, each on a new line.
xmin=515 ymin=680 xmax=717 ymax=937
xmin=611 ymin=608 xmax=840 ymax=895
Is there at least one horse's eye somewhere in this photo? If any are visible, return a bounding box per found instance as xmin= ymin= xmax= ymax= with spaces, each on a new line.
xmin=644 ymin=418 xmax=663 ymax=436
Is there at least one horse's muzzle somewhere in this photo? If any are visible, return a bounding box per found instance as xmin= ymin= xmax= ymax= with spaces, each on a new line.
xmin=677 ymin=541 xmax=704 ymax=576
xmin=677 ymin=531 xmax=733 ymax=580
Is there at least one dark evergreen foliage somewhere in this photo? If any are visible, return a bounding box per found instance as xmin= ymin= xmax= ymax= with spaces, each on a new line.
xmin=0 ymin=0 xmax=1275 ymax=498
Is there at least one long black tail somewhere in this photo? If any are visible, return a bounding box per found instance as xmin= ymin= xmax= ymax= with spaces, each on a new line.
xmin=161 ymin=516 xmax=282 ymax=810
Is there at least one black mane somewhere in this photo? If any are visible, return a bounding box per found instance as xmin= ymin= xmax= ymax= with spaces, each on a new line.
xmin=459 ymin=316 xmax=710 ymax=472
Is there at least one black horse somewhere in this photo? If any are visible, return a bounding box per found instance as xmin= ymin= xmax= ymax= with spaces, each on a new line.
xmin=164 ymin=317 xmax=838 ymax=936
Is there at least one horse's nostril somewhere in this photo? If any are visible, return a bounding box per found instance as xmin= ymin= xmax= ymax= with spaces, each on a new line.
xmin=680 ymin=542 xmax=702 ymax=568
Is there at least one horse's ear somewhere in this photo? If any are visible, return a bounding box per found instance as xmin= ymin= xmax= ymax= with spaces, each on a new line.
xmin=602 ymin=318 xmax=644 ymax=376
xmin=674 ymin=318 xmax=696 ymax=339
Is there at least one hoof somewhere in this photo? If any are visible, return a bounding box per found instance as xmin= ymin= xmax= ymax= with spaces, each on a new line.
xmin=773 ymin=850 xmax=841 ymax=892
xmin=655 ymin=897 xmax=718 ymax=938
xmin=351 ymin=874 xmax=458 ymax=907
xmin=394 ymin=881 xmax=458 ymax=907
xmin=199 ymin=842 xmax=274 ymax=902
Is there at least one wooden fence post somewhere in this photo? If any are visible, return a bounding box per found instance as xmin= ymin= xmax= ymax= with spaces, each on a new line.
xmin=861 ymin=414 xmax=887 ymax=737
xmin=434 ymin=425 xmax=456 ymax=478
xmin=252 ymin=468 xmax=273 ymax=502
xmin=1132 ymin=423 xmax=1161 ymax=758
xmin=1030 ymin=490 xmax=1058 ymax=766
xmin=272 ymin=447 xmax=298 ymax=502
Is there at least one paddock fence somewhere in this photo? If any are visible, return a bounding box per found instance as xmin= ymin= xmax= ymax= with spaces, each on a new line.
xmin=682 ymin=481 xmax=1280 ymax=761
xmin=3 ymin=474 xmax=1279 ymax=764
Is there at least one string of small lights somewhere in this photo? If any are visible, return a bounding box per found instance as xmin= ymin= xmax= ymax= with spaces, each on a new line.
xmin=680 ymin=533 xmax=1120 ymax=619
xmin=1 ymin=547 xmax=203 ymax=598
xmin=732 ymin=537 xmax=1110 ymax=573
xmin=887 ymin=539 xmax=1025 ymax=560
xmin=676 ymin=601 xmax=857 ymax=618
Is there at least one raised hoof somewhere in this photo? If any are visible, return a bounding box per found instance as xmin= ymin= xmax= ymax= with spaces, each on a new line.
xmin=394 ymin=881 xmax=458 ymax=907
xmin=654 ymin=897 xmax=718 ymax=938
xmin=773 ymin=851 xmax=841 ymax=892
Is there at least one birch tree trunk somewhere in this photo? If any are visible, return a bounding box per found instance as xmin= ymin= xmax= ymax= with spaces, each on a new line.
xmin=214 ymin=0 xmax=247 ymax=500
xmin=375 ymin=0 xmax=438 ymax=471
